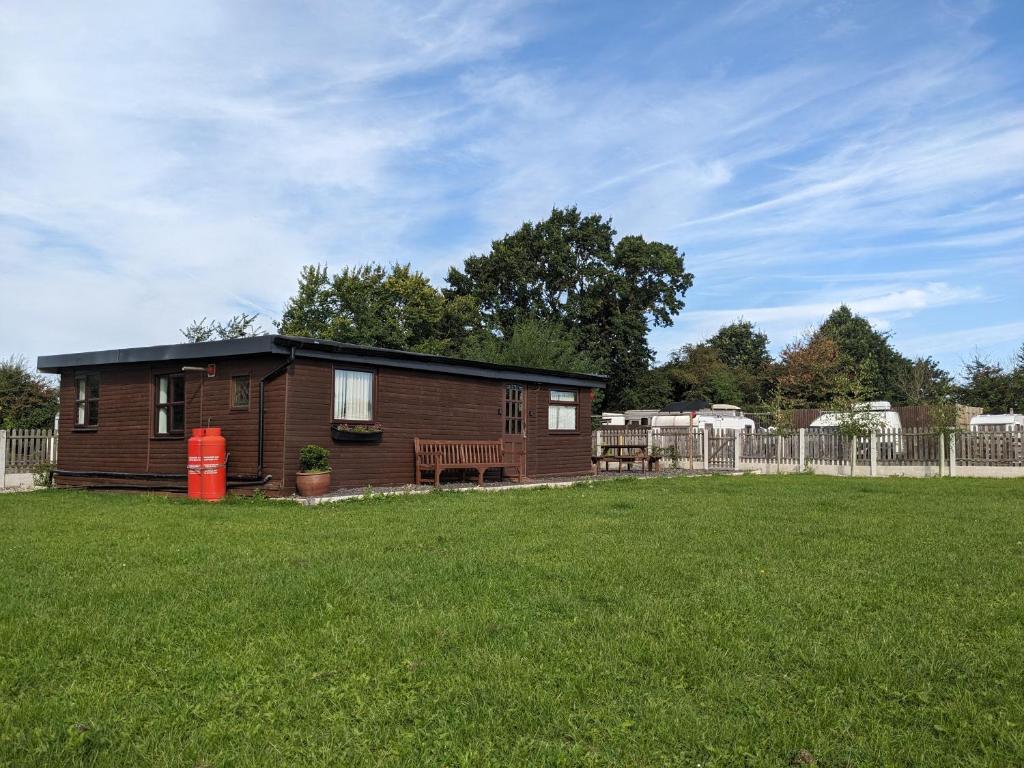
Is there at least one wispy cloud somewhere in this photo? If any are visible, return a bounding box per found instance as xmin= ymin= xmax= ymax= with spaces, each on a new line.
xmin=655 ymin=282 xmax=984 ymax=359
xmin=0 ymin=0 xmax=1021 ymax=374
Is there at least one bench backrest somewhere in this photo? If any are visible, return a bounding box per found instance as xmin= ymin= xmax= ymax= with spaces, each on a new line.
xmin=415 ymin=438 xmax=505 ymax=466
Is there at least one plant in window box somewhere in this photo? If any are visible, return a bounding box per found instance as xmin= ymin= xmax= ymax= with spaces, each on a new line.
xmin=330 ymin=421 xmax=384 ymax=443
xmin=296 ymin=444 xmax=332 ymax=497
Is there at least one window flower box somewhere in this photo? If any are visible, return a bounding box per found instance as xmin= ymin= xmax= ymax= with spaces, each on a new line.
xmin=331 ymin=422 xmax=384 ymax=443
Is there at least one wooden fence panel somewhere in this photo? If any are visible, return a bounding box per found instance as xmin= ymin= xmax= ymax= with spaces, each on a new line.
xmin=956 ymin=430 xmax=1024 ymax=467
xmin=740 ymin=433 xmax=800 ymax=464
xmin=590 ymin=426 xmax=1024 ymax=472
xmin=651 ymin=427 xmax=702 ymax=462
xmin=804 ymin=429 xmax=847 ymax=466
xmin=5 ymin=429 xmax=56 ymax=471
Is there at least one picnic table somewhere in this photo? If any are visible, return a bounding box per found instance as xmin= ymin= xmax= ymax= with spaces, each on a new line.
xmin=592 ymin=444 xmax=654 ymax=474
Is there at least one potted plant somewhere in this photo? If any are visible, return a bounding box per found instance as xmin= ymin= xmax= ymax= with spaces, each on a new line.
xmin=296 ymin=444 xmax=332 ymax=497
xmin=331 ymin=421 xmax=384 ymax=443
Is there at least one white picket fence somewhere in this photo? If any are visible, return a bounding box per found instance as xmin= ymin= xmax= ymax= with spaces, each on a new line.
xmin=593 ymin=426 xmax=1024 ymax=477
xmin=0 ymin=428 xmax=58 ymax=489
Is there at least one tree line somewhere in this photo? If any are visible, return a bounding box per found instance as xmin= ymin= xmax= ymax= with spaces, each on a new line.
xmin=184 ymin=205 xmax=1022 ymax=416
xmin=4 ymin=206 xmax=1018 ymax=431
xmin=269 ymin=206 xmax=694 ymax=411
xmin=656 ymin=308 xmax=1024 ymax=414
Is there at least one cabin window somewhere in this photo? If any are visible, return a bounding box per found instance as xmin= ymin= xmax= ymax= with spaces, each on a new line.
xmin=333 ymin=369 xmax=373 ymax=421
xmin=504 ymin=384 xmax=524 ymax=434
xmin=548 ymin=389 xmax=578 ymax=431
xmin=154 ymin=374 xmax=186 ymax=435
xmin=232 ymin=375 xmax=250 ymax=409
xmin=74 ymin=373 xmax=100 ymax=427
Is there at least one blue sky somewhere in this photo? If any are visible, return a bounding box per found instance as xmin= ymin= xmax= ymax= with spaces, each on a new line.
xmin=2 ymin=0 xmax=1022 ymax=376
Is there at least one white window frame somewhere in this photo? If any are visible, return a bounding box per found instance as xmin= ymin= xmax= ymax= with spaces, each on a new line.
xmin=333 ymin=368 xmax=374 ymax=422
xmin=75 ymin=372 xmax=100 ymax=428
xmin=548 ymin=388 xmax=578 ymax=432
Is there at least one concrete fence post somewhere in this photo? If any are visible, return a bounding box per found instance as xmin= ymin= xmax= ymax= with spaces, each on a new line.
xmin=646 ymin=426 xmax=654 ymax=455
xmin=776 ymin=433 xmax=783 ymax=474
xmin=0 ymin=429 xmax=7 ymax=490
xmin=798 ymin=428 xmax=806 ymax=470
xmin=51 ymin=413 xmax=59 ymax=464
xmin=595 ymin=429 xmax=603 ymax=455
xmin=734 ymin=429 xmax=742 ymax=469
xmin=702 ymin=429 xmax=709 ymax=471
xmin=849 ymin=438 xmax=857 ymax=477
xmin=938 ymin=432 xmax=946 ymax=477
xmin=948 ymin=433 xmax=957 ymax=477
xmin=869 ymin=431 xmax=878 ymax=477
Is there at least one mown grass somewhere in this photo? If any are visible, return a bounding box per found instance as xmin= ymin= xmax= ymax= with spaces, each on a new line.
xmin=0 ymin=475 xmax=1022 ymax=767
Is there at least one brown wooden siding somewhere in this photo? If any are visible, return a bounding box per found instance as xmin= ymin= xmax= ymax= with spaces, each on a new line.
xmin=281 ymin=359 xmax=595 ymax=493
xmin=525 ymin=383 xmax=594 ymax=478
xmin=54 ymin=354 xmax=287 ymax=491
xmin=52 ymin=352 xmax=596 ymax=495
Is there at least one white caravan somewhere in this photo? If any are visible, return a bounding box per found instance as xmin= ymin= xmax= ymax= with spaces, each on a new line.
xmin=809 ymin=402 xmax=902 ymax=449
xmin=651 ymin=404 xmax=756 ymax=433
xmin=809 ymin=401 xmax=902 ymax=431
xmin=623 ymin=409 xmax=661 ymax=426
xmin=969 ymin=413 xmax=1024 ymax=432
xmin=600 ymin=412 xmax=626 ymax=426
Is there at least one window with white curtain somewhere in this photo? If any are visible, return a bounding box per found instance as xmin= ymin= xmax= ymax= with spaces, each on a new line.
xmin=548 ymin=389 xmax=578 ymax=431
xmin=333 ymin=369 xmax=374 ymax=421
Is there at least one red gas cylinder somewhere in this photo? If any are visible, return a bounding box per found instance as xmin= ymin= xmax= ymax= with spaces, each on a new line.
xmin=187 ymin=428 xmax=207 ymax=499
xmin=200 ymin=427 xmax=227 ymax=501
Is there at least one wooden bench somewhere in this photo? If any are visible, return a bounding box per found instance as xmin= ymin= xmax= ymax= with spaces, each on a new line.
xmin=593 ymin=444 xmax=651 ymax=474
xmin=414 ymin=438 xmax=524 ymax=487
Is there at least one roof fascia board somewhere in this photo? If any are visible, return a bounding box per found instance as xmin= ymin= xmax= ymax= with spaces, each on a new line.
xmin=291 ymin=347 xmax=606 ymax=388
xmin=37 ymin=336 xmax=280 ymax=372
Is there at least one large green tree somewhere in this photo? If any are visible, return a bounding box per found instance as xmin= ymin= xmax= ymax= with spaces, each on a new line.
xmin=180 ymin=313 xmax=262 ymax=343
xmin=460 ymin=318 xmax=597 ymax=375
xmin=814 ymin=306 xmax=913 ymax=403
xmin=664 ymin=345 xmax=745 ymax=406
xmin=278 ymin=263 xmax=479 ymax=355
xmin=662 ymin=321 xmax=775 ymax=408
xmin=1012 ymin=344 xmax=1024 ymax=411
xmin=0 ymin=356 xmax=59 ymax=430
xmin=446 ymin=207 xmax=693 ymax=409
xmin=958 ymin=355 xmax=1015 ymax=413
xmin=898 ymin=356 xmax=953 ymax=405
xmin=705 ymin=320 xmax=773 ymax=372
xmin=777 ymin=333 xmax=848 ymax=408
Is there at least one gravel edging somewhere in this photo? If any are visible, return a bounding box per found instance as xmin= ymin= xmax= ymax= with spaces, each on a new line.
xmin=286 ymin=467 xmax=729 ymax=505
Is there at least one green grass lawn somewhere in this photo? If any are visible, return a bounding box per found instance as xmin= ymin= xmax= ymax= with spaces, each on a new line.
xmin=1 ymin=476 xmax=1022 ymax=767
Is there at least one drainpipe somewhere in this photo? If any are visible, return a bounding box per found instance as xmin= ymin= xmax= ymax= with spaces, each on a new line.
xmin=258 ymin=347 xmax=295 ymax=476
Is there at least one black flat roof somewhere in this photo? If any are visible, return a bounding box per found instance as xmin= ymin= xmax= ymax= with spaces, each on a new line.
xmin=38 ymin=334 xmax=607 ymax=388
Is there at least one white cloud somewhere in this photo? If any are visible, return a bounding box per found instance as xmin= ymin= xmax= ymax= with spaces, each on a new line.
xmin=653 ymin=283 xmax=985 ymax=360
xmin=0 ymin=0 xmax=531 ymax=359
xmin=0 ymin=0 xmax=1020 ymax=377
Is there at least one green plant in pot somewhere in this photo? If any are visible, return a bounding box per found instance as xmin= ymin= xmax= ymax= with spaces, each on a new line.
xmin=296 ymin=444 xmax=331 ymax=497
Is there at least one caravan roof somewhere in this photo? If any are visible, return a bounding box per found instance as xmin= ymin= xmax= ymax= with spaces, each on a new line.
xmin=970 ymin=413 xmax=1024 ymax=429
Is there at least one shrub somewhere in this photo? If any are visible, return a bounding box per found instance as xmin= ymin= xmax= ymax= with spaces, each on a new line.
xmin=32 ymin=461 xmax=54 ymax=488
xmin=298 ymin=445 xmax=331 ymax=473
xmin=0 ymin=356 xmax=59 ymax=430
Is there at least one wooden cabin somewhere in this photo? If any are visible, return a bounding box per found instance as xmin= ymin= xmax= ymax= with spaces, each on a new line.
xmin=37 ymin=335 xmax=606 ymax=495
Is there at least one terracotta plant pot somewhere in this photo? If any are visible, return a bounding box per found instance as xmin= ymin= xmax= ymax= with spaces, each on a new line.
xmin=296 ymin=471 xmax=331 ymax=497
